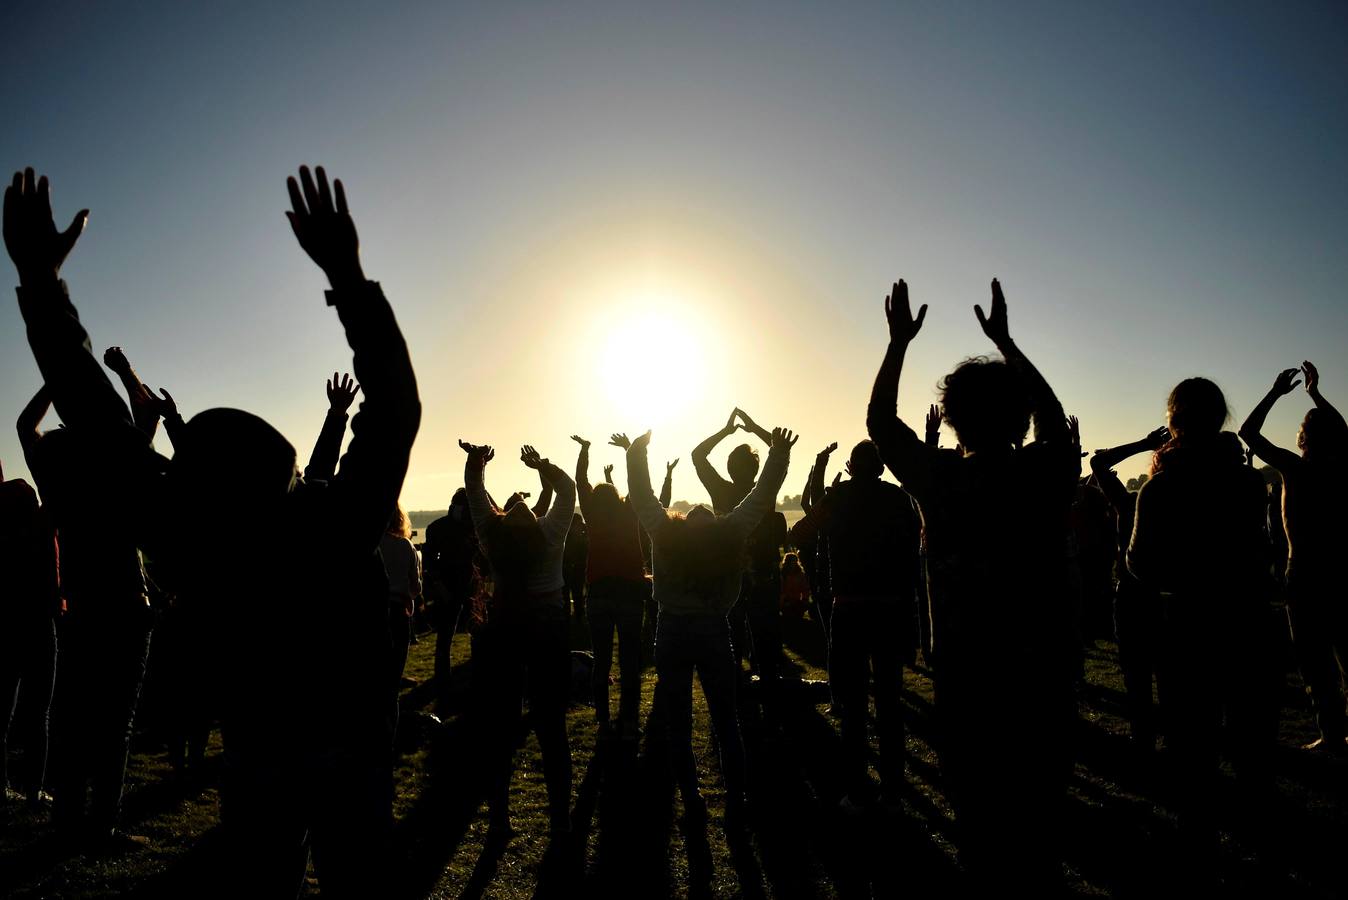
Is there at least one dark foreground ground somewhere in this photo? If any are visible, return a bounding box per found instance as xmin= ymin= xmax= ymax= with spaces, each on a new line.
xmin=3 ymin=611 xmax=1346 ymax=899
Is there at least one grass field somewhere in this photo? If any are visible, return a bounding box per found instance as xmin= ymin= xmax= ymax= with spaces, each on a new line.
xmin=3 ymin=609 xmax=1347 ymax=898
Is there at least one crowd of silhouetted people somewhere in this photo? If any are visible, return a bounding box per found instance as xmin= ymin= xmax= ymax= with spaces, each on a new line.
xmin=2 ymin=166 xmax=1346 ymax=897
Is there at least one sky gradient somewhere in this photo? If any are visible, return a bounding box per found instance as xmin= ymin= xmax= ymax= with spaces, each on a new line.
xmin=3 ymin=1 xmax=1345 ymax=509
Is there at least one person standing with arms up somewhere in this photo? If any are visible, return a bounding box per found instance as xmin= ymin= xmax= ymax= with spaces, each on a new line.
xmin=1240 ymin=362 xmax=1348 ymax=752
xmin=867 ymin=279 xmax=1078 ymax=889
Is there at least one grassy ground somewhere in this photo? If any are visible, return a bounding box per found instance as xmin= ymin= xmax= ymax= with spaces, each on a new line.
xmin=3 ymin=610 xmax=1347 ymax=898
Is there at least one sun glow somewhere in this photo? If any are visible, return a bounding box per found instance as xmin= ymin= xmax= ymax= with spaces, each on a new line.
xmin=597 ymin=302 xmax=708 ymax=426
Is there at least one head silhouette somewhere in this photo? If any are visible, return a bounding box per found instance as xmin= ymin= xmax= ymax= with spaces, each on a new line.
xmin=845 ymin=440 xmax=883 ymax=480
xmin=1165 ymin=377 xmax=1229 ymax=442
xmin=587 ymin=481 xmax=625 ymax=524
xmin=387 ymin=503 xmax=410 ymax=539
xmin=727 ymin=444 xmax=760 ymax=485
xmin=938 ymin=357 xmax=1031 ymax=455
xmin=1298 ymin=407 xmax=1348 ymax=459
xmin=170 ymin=409 xmax=297 ymax=528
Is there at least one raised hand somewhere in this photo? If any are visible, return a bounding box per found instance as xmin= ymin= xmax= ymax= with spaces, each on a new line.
xmin=771 ymin=427 xmax=799 ymax=449
xmin=609 ymin=433 xmax=632 ymax=450
xmin=1068 ymin=416 xmax=1080 ymax=445
xmin=1272 ymin=367 xmax=1302 ymax=396
xmin=725 ymin=409 xmax=742 ymax=433
xmin=1144 ymin=425 xmax=1170 ymax=448
xmin=632 ymin=430 xmax=652 ymax=451
xmin=817 ymin=442 xmax=838 ymax=460
xmin=571 ymin=434 xmax=591 ymax=449
xmin=326 ymin=372 xmax=360 ymax=413
xmin=3 ymin=168 xmax=88 ymax=284
xmin=285 ymin=165 xmax=364 ymax=289
xmin=152 ymin=388 xmax=179 ymax=419
xmin=666 ymin=458 xmax=679 ymax=474
xmin=1302 ymin=360 xmax=1320 ymax=395
xmin=884 ymin=280 xmax=926 ymax=345
xmin=459 ymin=440 xmax=495 ymax=464
xmin=103 ymin=346 xmax=131 ymax=375
xmin=520 ymin=445 xmax=543 ymax=469
xmin=974 ymin=278 xmax=1011 ymax=347
xmin=926 ymin=404 xmax=941 ymax=433
xmin=603 ymin=464 xmax=615 ymax=481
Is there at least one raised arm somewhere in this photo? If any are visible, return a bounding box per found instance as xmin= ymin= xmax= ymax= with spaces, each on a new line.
xmin=723 ymin=427 xmax=795 ymax=539
xmin=5 ymin=168 xmax=132 ymax=433
xmin=571 ymin=435 xmax=595 ymax=514
xmin=625 ymin=431 xmax=671 ymax=536
xmin=866 ymin=280 xmax=935 ymax=495
xmin=1238 ymin=368 xmax=1303 ymax=472
xmin=531 ymin=466 xmax=554 ymax=518
xmin=149 ymin=388 xmax=188 ymax=451
xmin=660 ymin=458 xmax=677 ymax=508
xmin=810 ymin=443 xmax=836 ymax=507
xmin=691 ymin=411 xmax=740 ymax=501
xmin=305 ymin=372 xmax=359 ymax=483
xmin=522 ymin=446 xmax=575 ymax=543
xmin=924 ymin=404 xmax=941 ymax=448
xmin=103 ymin=346 xmax=162 ymax=439
xmin=977 ymin=279 xmax=1067 ymax=445
xmin=733 ymin=408 xmax=773 ymax=445
xmin=1090 ymin=426 xmax=1169 ymax=512
xmin=460 ymin=441 xmax=498 ymax=534
xmin=17 ymin=385 xmax=52 ymax=455
xmin=1303 ymin=360 xmax=1347 ymax=434
xmin=286 ymin=166 xmax=421 ymax=550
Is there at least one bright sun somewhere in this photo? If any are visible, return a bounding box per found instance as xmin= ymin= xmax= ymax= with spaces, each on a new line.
xmin=598 ymin=306 xmax=707 ymax=425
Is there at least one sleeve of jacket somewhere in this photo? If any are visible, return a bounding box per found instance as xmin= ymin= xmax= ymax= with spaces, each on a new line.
xmin=325 ymin=282 xmax=421 ymax=551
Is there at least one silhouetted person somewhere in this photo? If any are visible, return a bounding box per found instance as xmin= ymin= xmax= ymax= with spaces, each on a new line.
xmin=10 ymin=320 xmax=155 ymax=849
xmin=626 ymin=426 xmax=796 ymax=832
xmin=8 ymin=166 xmax=420 ymax=894
xmin=1090 ymin=425 xmax=1171 ymax=748
xmin=421 ymin=489 xmax=481 ymax=708
xmin=382 ymin=504 xmax=422 ymax=699
xmin=562 ymin=512 xmax=588 ymax=619
xmin=572 ymin=434 xmax=648 ymax=741
xmin=779 ymin=552 xmax=810 ymax=619
xmin=1240 ymin=362 xmax=1348 ymax=752
xmin=0 ymin=449 xmax=60 ymax=815
xmin=867 ymin=279 xmax=1078 ymax=888
xmin=789 ymin=438 xmax=921 ymax=810
xmin=692 ymin=408 xmax=774 ymax=680
xmin=461 ymin=441 xmax=575 ymax=849
xmin=1129 ymin=377 xmax=1277 ymax=850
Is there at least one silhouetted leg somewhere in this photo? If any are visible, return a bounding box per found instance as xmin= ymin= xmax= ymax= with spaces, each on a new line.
xmin=432 ymin=588 xmax=462 ymax=706
xmin=655 ymin=613 xmax=698 ymax=801
xmin=1286 ymin=573 xmax=1346 ymax=742
xmin=526 ymin=609 xmax=573 ymax=833
xmin=867 ymin=603 xmax=904 ymax=799
xmin=49 ymin=615 xmax=93 ymax=834
xmin=88 ymin=608 xmax=152 ymax=835
xmin=695 ymin=618 xmax=746 ymax=811
xmin=829 ymin=600 xmax=871 ymax=801
xmin=615 ymin=581 xmax=645 ymax=727
xmin=473 ymin=622 xmax=524 ymax=828
xmin=309 ymin=746 xmax=394 ymax=899
xmin=1162 ymin=598 xmax=1222 ymax=844
xmin=588 ymin=581 xmax=618 ymax=724
xmin=1115 ymin=584 xmax=1161 ymax=744
xmin=12 ymin=619 xmax=57 ymax=798
xmin=220 ymin=748 xmax=309 ymax=899
xmin=0 ymin=636 xmax=18 ymax=802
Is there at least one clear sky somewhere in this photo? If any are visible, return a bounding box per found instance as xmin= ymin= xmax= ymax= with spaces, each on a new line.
xmin=3 ymin=1 xmax=1345 ymax=510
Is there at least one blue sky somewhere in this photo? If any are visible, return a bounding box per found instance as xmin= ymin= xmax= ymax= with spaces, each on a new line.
xmin=3 ymin=1 xmax=1345 ymax=508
